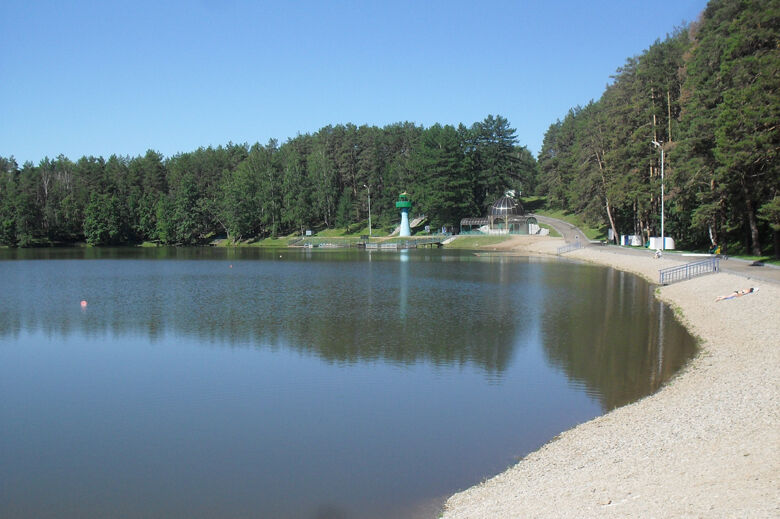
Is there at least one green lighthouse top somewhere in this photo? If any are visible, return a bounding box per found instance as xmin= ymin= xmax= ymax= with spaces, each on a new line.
xmin=396 ymin=192 xmax=412 ymax=209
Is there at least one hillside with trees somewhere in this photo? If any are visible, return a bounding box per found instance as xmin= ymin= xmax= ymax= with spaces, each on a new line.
xmin=1 ymin=0 xmax=777 ymax=256
xmin=0 ymin=116 xmax=535 ymax=246
xmin=536 ymin=0 xmax=778 ymax=256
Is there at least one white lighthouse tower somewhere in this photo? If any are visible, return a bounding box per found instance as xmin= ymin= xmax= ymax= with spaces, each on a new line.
xmin=396 ymin=192 xmax=412 ymax=237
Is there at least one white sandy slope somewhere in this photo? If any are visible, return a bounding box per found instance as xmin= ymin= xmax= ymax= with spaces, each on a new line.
xmin=441 ymin=237 xmax=780 ymax=518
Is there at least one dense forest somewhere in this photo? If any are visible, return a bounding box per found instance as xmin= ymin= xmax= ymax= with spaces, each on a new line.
xmin=0 ymin=116 xmax=535 ymax=247
xmin=1 ymin=0 xmax=777 ymax=255
xmin=537 ymin=0 xmax=779 ymax=256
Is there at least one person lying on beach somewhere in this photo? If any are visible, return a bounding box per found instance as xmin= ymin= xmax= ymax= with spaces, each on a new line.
xmin=715 ymin=287 xmax=758 ymax=302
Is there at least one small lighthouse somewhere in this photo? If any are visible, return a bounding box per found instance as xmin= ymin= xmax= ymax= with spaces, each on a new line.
xmin=396 ymin=192 xmax=412 ymax=237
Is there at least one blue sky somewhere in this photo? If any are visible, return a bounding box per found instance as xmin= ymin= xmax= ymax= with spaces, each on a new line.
xmin=1 ymin=0 xmax=708 ymax=164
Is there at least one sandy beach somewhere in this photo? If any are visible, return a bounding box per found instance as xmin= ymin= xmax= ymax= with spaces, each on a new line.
xmin=441 ymin=236 xmax=780 ymax=518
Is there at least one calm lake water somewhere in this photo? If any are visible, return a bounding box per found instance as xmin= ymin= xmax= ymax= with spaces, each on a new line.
xmin=0 ymin=247 xmax=696 ymax=519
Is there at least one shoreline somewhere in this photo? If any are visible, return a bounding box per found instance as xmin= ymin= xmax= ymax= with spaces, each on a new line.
xmin=441 ymin=236 xmax=780 ymax=518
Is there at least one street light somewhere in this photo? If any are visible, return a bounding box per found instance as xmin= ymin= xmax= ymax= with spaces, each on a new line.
xmin=363 ymin=184 xmax=371 ymax=237
xmin=651 ymin=140 xmax=665 ymax=250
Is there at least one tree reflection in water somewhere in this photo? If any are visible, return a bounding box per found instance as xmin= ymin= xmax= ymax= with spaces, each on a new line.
xmin=0 ymin=247 xmax=696 ymax=410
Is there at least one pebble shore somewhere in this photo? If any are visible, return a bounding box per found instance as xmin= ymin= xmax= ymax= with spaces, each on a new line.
xmin=441 ymin=237 xmax=780 ymax=518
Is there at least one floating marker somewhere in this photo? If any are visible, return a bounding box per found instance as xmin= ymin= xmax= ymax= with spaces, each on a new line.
xmin=80 ymin=300 xmax=87 ymax=308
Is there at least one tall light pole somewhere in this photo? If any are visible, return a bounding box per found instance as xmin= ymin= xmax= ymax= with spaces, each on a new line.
xmin=652 ymin=140 xmax=665 ymax=250
xmin=363 ymin=184 xmax=371 ymax=237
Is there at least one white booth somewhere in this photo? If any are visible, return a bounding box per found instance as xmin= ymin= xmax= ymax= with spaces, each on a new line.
xmin=620 ymin=234 xmax=643 ymax=246
xmin=649 ymin=237 xmax=675 ymax=250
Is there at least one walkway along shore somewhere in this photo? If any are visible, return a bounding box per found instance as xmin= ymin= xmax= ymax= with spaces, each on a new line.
xmin=441 ymin=236 xmax=780 ymax=518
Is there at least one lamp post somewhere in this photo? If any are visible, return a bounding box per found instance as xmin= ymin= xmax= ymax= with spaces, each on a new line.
xmin=651 ymin=140 xmax=664 ymax=250
xmin=363 ymin=184 xmax=371 ymax=237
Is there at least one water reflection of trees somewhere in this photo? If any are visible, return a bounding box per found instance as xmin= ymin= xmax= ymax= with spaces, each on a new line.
xmin=539 ymin=265 xmax=697 ymax=410
xmin=0 ymin=299 xmax=521 ymax=374
xmin=0 ymin=254 xmax=528 ymax=374
xmin=0 ymin=254 xmax=696 ymax=402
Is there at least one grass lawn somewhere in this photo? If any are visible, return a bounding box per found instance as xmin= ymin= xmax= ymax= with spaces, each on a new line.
xmin=316 ymin=221 xmax=395 ymax=237
xmin=539 ymin=223 xmax=561 ymax=237
xmin=316 ymin=227 xmax=363 ymax=237
xmin=522 ymin=195 xmax=605 ymax=241
xmin=533 ymin=208 xmax=606 ymax=240
xmin=248 ymin=237 xmax=291 ymax=248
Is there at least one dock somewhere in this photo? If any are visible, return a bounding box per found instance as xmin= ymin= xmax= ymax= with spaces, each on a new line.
xmin=361 ymin=236 xmax=445 ymax=249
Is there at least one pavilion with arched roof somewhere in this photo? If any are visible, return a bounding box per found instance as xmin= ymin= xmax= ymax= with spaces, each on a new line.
xmin=460 ymin=193 xmax=538 ymax=235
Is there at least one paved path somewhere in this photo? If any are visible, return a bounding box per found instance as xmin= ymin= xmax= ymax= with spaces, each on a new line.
xmin=534 ymin=214 xmax=780 ymax=285
xmin=534 ymin=214 xmax=589 ymax=244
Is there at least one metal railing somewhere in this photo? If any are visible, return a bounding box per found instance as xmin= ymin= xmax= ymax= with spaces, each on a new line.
xmin=292 ymin=235 xmax=447 ymax=249
xmin=404 ymin=236 xmax=445 ymax=247
xmin=557 ymin=241 xmax=583 ymax=255
xmin=293 ymin=236 xmax=361 ymax=248
xmin=365 ymin=236 xmax=445 ymax=249
xmin=659 ymin=257 xmax=720 ymax=285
